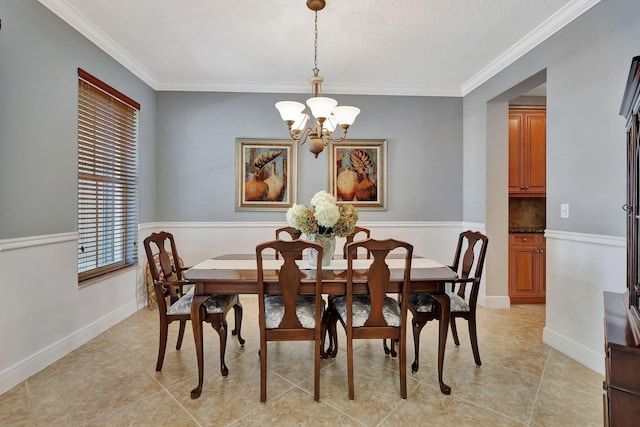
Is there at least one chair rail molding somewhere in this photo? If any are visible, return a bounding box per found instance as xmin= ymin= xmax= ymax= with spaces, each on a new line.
xmin=0 ymin=232 xmax=78 ymax=252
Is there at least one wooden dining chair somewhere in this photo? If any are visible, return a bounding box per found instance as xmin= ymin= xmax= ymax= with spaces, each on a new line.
xmin=275 ymin=226 xmax=303 ymax=241
xmin=275 ymin=226 xmax=303 ymax=259
xmin=407 ymin=230 xmax=488 ymax=372
xmin=321 ymin=226 xmax=372 ymax=357
xmin=342 ymin=226 xmax=371 ymax=259
xmin=332 ymin=238 xmax=413 ymax=400
xmin=256 ymin=239 xmax=325 ymax=402
xmin=143 ymin=231 xmax=245 ymax=375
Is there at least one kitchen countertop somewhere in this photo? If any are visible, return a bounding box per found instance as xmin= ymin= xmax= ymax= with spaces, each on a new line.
xmin=509 ymin=228 xmax=545 ymax=233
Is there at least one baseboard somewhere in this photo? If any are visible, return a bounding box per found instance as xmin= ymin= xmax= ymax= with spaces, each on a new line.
xmin=542 ymin=326 xmax=604 ymax=376
xmin=0 ymin=300 xmax=138 ymax=395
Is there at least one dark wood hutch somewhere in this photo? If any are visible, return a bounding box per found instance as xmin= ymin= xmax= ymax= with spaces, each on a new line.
xmin=603 ymin=55 xmax=640 ymax=426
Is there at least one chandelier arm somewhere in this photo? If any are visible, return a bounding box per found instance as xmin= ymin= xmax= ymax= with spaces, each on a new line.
xmin=290 ymin=126 xmax=315 ymax=144
xmin=324 ymin=125 xmax=349 ymax=143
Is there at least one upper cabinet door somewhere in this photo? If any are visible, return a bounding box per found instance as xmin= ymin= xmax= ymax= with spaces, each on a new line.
xmin=509 ymin=109 xmax=546 ymax=196
xmin=526 ymin=111 xmax=547 ymax=193
xmin=508 ymin=113 xmax=525 ymax=193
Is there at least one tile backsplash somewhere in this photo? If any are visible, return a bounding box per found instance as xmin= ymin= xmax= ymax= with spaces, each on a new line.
xmin=509 ymin=197 xmax=546 ymax=230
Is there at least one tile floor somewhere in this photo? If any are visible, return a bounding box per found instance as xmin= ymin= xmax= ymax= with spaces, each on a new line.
xmin=1 ymin=297 xmax=604 ymax=426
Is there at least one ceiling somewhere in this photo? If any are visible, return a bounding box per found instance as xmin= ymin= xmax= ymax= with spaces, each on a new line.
xmin=39 ymin=0 xmax=599 ymax=96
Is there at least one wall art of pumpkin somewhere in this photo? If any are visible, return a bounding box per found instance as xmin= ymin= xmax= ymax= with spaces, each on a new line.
xmin=336 ymin=148 xmax=377 ymax=202
xmin=244 ymin=150 xmax=286 ymax=202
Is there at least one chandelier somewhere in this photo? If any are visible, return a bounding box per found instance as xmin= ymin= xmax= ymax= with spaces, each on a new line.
xmin=275 ymin=0 xmax=360 ymax=158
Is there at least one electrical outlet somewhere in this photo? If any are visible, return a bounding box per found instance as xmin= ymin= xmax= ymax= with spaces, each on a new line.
xmin=561 ymin=203 xmax=569 ymax=218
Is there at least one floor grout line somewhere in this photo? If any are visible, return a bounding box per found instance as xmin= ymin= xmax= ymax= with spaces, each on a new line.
xmin=3 ymin=304 xmax=605 ymax=426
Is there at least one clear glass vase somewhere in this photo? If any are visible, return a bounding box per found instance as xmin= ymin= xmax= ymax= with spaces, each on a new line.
xmin=306 ymin=234 xmax=336 ymax=267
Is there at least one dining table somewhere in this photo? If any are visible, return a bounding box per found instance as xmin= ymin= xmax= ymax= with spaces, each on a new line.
xmin=184 ymin=253 xmax=457 ymax=399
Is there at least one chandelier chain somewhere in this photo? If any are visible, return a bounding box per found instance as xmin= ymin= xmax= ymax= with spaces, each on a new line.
xmin=313 ymin=11 xmax=319 ymax=77
xmin=275 ymin=0 xmax=360 ymax=157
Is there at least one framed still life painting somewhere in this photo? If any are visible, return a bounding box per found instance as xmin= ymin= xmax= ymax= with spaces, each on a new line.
xmin=236 ymin=138 xmax=296 ymax=211
xmin=328 ymin=139 xmax=387 ymax=210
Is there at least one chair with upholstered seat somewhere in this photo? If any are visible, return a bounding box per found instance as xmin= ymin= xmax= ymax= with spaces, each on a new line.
xmin=275 ymin=226 xmax=303 ymax=241
xmin=333 ymin=238 xmax=413 ymax=400
xmin=321 ymin=226 xmax=372 ymax=358
xmin=408 ymin=230 xmax=488 ymax=372
xmin=342 ymin=226 xmax=371 ymax=259
xmin=143 ymin=231 xmax=245 ymax=375
xmin=256 ymin=239 xmax=325 ymax=402
xmin=274 ymin=226 xmax=303 ymax=259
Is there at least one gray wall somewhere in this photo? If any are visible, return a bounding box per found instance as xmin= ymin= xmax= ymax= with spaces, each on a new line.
xmin=464 ymin=0 xmax=639 ymax=237
xmin=155 ymin=92 xmax=463 ymax=222
xmin=0 ymin=0 xmax=156 ymax=240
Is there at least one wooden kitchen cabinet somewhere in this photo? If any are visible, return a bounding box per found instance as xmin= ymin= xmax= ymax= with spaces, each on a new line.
xmin=509 ymin=233 xmax=545 ymax=303
xmin=509 ymin=109 xmax=546 ymax=196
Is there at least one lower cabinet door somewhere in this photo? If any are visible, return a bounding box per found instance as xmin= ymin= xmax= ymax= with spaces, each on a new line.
xmin=509 ymin=234 xmax=545 ymax=303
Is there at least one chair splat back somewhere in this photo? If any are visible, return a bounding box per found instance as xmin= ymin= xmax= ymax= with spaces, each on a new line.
xmin=275 ymin=226 xmax=303 ymax=241
xmin=274 ymin=226 xmax=303 ymax=259
xmin=343 ymin=226 xmax=371 ymax=259
xmin=274 ymin=245 xmax=305 ymax=329
xmin=359 ymin=250 xmax=392 ymax=327
xmin=451 ymin=230 xmax=488 ymax=303
xmin=144 ymin=231 xmax=184 ymax=302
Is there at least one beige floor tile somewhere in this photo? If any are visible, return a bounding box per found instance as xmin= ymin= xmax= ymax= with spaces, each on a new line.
xmin=530 ymin=378 xmax=603 ymax=427
xmin=233 ymin=387 xmax=361 ymax=426
xmin=310 ymin=352 xmax=421 ymax=426
xmin=0 ymin=387 xmax=35 ymax=427
xmin=543 ymin=348 xmax=604 ymax=397
xmin=166 ymin=360 xmax=294 ymax=426
xmin=85 ymin=389 xmax=197 ymax=427
xmin=382 ymin=382 xmax=524 ymax=426
xmin=1 ymin=302 xmax=603 ymax=426
xmin=446 ymin=361 xmax=541 ymax=424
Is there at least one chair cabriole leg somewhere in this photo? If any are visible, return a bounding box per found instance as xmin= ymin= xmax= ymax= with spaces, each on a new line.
xmin=232 ymin=303 xmax=245 ymax=346
xmin=450 ymin=316 xmax=460 ymax=346
xmin=156 ymin=320 xmax=168 ymax=371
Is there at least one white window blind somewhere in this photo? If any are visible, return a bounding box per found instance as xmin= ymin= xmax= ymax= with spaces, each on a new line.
xmin=77 ymin=68 xmax=140 ymax=281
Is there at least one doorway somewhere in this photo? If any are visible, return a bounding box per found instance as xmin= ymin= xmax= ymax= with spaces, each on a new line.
xmin=484 ymin=70 xmax=547 ymax=309
xmin=508 ymin=87 xmax=547 ymax=304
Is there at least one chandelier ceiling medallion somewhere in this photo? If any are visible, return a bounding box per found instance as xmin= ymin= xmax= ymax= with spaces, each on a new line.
xmin=275 ymin=0 xmax=360 ymax=158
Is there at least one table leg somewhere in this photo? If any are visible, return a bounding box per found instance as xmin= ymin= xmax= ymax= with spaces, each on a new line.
xmin=432 ymin=293 xmax=452 ymax=395
xmin=190 ymin=295 xmax=208 ymax=399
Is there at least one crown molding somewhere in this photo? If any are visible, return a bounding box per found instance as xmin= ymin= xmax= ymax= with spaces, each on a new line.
xmin=41 ymin=0 xmax=599 ymax=97
xmin=38 ymin=0 xmax=160 ymax=88
xmin=460 ymin=0 xmax=601 ymax=96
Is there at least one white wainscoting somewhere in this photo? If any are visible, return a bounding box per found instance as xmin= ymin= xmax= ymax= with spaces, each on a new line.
xmin=0 ymin=233 xmax=141 ymax=395
xmin=3 ymin=223 xmax=619 ymax=395
xmin=543 ymin=229 xmax=626 ymax=376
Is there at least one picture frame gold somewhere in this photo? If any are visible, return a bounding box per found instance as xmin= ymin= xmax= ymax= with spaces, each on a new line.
xmin=235 ymin=138 xmax=296 ymax=211
xmin=328 ymin=139 xmax=387 ymax=210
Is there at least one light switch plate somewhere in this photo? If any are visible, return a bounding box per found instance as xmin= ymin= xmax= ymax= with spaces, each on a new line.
xmin=561 ymin=203 xmax=569 ymax=218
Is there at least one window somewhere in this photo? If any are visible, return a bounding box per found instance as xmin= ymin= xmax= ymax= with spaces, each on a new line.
xmin=77 ymin=68 xmax=140 ymax=282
